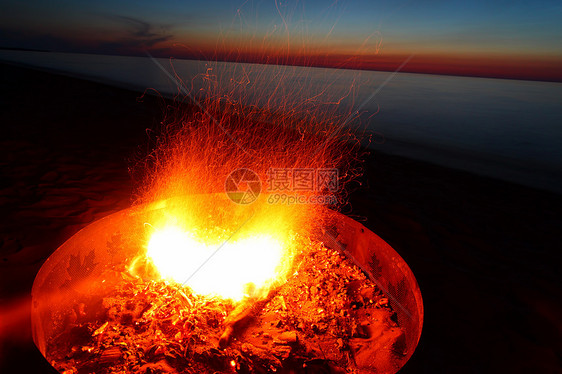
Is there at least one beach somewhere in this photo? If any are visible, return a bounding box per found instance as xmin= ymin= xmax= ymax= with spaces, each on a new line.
xmin=0 ymin=63 xmax=560 ymax=373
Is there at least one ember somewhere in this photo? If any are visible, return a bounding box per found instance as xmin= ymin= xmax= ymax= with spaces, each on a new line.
xmin=47 ymin=234 xmax=404 ymax=374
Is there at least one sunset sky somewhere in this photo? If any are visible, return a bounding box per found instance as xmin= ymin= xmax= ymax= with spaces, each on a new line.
xmin=1 ymin=0 xmax=561 ymax=81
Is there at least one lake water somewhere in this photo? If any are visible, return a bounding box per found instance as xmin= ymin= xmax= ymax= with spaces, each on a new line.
xmin=1 ymin=50 xmax=561 ymax=193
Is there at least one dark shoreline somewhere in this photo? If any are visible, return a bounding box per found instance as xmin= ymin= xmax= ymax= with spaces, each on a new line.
xmin=1 ymin=63 xmax=560 ymax=373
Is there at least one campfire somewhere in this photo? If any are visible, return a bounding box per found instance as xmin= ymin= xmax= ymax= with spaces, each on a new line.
xmin=32 ymin=60 xmax=422 ymax=373
xmin=32 ymin=195 xmax=422 ymax=374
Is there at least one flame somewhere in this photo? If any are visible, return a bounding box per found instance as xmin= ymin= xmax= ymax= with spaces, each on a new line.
xmin=127 ymin=61 xmax=361 ymax=301
xmin=145 ymin=225 xmax=292 ymax=301
xmin=129 ymin=13 xmax=366 ymax=303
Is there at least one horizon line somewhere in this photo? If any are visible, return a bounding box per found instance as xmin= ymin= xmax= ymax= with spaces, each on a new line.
xmin=1 ymin=47 xmax=561 ymax=84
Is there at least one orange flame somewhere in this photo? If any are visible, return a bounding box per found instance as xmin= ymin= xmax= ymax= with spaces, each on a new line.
xmin=131 ymin=35 xmax=364 ymax=302
xmin=146 ymin=226 xmax=292 ymax=301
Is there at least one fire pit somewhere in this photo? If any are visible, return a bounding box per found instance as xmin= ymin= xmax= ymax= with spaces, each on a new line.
xmin=32 ymin=194 xmax=423 ymax=374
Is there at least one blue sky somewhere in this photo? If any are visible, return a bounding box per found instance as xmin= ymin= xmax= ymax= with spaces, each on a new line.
xmin=1 ymin=0 xmax=561 ymax=80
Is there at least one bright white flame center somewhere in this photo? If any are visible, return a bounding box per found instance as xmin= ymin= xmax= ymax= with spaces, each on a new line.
xmin=146 ymin=227 xmax=285 ymax=300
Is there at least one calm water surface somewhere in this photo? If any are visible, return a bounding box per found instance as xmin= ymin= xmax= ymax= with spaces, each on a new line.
xmin=2 ymin=50 xmax=561 ymax=192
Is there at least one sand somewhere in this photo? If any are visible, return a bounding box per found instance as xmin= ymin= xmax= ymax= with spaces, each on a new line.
xmin=1 ymin=63 xmax=560 ymax=373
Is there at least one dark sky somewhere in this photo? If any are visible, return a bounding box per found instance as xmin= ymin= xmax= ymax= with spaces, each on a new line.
xmin=2 ymin=0 xmax=561 ymax=80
